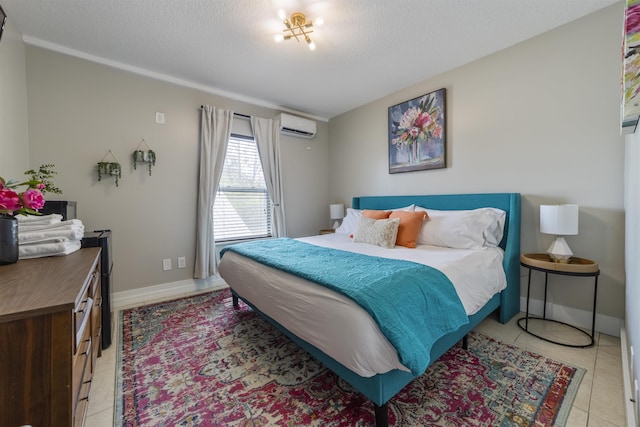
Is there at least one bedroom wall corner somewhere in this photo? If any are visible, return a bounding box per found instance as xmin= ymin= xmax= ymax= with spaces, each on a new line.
xmin=24 ymin=46 xmax=330 ymax=294
xmin=0 ymin=15 xmax=30 ymax=177
xmin=624 ymin=131 xmax=640 ymax=426
xmin=327 ymin=3 xmax=626 ymax=326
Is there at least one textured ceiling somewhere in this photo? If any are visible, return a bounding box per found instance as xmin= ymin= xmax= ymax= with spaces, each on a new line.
xmin=2 ymin=0 xmax=620 ymax=120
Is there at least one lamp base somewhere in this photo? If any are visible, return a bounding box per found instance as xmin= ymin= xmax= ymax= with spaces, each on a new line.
xmin=547 ymin=236 xmax=573 ymax=263
xmin=332 ymin=220 xmax=341 ymax=230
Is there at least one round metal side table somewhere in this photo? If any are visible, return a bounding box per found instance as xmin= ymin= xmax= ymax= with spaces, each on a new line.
xmin=518 ymin=253 xmax=599 ymax=348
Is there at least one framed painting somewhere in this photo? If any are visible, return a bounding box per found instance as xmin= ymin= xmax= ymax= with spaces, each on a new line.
xmin=388 ymin=88 xmax=446 ymax=173
xmin=623 ymin=0 xmax=640 ymax=133
xmin=0 ymin=3 xmax=6 ymax=43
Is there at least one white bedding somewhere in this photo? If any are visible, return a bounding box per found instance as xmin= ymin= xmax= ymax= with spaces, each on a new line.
xmin=217 ymin=233 xmax=506 ymax=377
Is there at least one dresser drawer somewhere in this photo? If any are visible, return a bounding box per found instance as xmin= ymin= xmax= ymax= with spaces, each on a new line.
xmin=0 ymin=247 xmax=102 ymax=427
xmin=90 ymin=269 xmax=102 ymax=363
xmin=73 ymin=346 xmax=93 ymax=427
xmin=74 ymin=397 xmax=89 ymax=427
xmin=72 ymin=323 xmax=92 ymax=406
xmin=74 ymin=287 xmax=92 ymax=353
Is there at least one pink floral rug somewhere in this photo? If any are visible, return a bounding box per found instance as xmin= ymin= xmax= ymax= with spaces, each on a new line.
xmin=115 ymin=289 xmax=584 ymax=426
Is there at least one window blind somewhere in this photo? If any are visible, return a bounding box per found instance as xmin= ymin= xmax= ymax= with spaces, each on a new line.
xmin=213 ymin=136 xmax=272 ymax=242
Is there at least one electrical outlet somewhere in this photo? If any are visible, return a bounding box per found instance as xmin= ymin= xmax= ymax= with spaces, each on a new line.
xmin=162 ymin=258 xmax=172 ymax=271
xmin=178 ymin=257 xmax=186 ymax=269
xmin=155 ymin=112 xmax=165 ymax=124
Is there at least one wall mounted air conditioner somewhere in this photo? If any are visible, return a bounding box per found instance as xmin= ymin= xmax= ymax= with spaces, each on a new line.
xmin=277 ymin=113 xmax=316 ymax=139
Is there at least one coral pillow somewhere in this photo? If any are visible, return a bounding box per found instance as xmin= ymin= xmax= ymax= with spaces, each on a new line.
xmin=363 ymin=210 xmax=392 ymax=219
xmin=389 ymin=211 xmax=428 ymax=248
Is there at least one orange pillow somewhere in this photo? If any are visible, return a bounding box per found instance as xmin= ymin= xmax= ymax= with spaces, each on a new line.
xmin=389 ymin=211 xmax=428 ymax=248
xmin=363 ymin=210 xmax=392 ymax=219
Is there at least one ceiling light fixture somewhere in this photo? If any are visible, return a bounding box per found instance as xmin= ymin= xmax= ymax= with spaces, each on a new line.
xmin=274 ymin=10 xmax=322 ymax=51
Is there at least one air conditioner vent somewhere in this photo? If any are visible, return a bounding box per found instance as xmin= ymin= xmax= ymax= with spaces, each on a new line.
xmin=277 ymin=113 xmax=316 ymax=139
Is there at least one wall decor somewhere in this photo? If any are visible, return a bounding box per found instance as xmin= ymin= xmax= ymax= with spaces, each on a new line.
xmin=623 ymin=0 xmax=640 ymax=134
xmin=388 ymin=88 xmax=446 ymax=173
xmin=97 ymin=150 xmax=122 ymax=187
xmin=133 ymin=139 xmax=156 ymax=176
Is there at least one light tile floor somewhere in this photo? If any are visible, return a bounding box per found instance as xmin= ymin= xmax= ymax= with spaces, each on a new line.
xmin=86 ymin=293 xmax=627 ymax=427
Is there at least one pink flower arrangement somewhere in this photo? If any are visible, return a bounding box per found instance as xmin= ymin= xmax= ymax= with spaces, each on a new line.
xmin=391 ymin=97 xmax=443 ymax=150
xmin=390 ymin=94 xmax=443 ymax=165
xmin=0 ymin=178 xmax=46 ymax=216
xmin=0 ymin=165 xmax=61 ymax=216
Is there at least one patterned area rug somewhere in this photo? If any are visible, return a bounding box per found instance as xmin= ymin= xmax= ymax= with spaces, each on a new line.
xmin=115 ymin=289 xmax=585 ymax=426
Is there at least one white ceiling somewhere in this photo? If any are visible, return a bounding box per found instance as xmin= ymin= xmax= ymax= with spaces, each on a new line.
xmin=2 ymin=0 xmax=620 ymax=121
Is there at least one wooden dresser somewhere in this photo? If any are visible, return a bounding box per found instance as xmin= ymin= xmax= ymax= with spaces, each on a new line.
xmin=0 ymin=248 xmax=102 ymax=427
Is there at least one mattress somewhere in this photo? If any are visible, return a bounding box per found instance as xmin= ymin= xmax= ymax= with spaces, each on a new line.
xmin=217 ymin=233 xmax=506 ymax=377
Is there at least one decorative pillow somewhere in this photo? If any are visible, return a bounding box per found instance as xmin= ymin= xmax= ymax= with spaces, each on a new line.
xmin=334 ymin=205 xmax=415 ymax=235
xmin=335 ymin=208 xmax=362 ymax=235
xmin=415 ymin=207 xmax=506 ymax=249
xmin=352 ymin=217 xmax=400 ymax=249
xmin=363 ymin=210 xmax=392 ymax=219
xmin=389 ymin=211 xmax=428 ymax=248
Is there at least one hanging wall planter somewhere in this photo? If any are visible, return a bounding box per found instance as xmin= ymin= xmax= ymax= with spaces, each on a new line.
xmin=97 ymin=150 xmax=122 ymax=186
xmin=133 ymin=139 xmax=156 ymax=176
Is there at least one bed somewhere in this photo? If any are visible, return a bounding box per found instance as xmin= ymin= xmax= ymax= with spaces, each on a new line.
xmin=218 ymin=193 xmax=521 ymax=426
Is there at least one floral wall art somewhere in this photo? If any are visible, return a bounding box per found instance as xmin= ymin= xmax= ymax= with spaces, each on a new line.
xmin=623 ymin=0 xmax=640 ymax=134
xmin=388 ymin=88 xmax=446 ymax=173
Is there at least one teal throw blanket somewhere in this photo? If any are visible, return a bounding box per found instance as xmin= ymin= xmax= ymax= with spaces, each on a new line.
xmin=221 ymin=238 xmax=469 ymax=375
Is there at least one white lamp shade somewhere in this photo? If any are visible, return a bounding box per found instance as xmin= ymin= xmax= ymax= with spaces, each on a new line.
xmin=330 ymin=204 xmax=345 ymax=220
xmin=540 ymin=204 xmax=578 ymax=236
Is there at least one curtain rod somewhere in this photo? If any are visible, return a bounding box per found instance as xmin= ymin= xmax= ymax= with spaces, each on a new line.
xmin=199 ymin=105 xmax=250 ymax=119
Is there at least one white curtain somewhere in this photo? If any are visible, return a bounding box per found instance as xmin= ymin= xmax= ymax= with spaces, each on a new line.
xmin=251 ymin=116 xmax=287 ymax=237
xmin=194 ymin=106 xmax=233 ymax=278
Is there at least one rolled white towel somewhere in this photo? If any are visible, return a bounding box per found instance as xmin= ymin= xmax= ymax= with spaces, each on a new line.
xmin=19 ymin=236 xmax=71 ymax=245
xmin=18 ymin=219 xmax=84 ymax=232
xmin=18 ymin=240 xmax=82 ymax=259
xmin=15 ymin=213 xmax=63 ymax=225
xmin=19 ymin=227 xmax=84 ymax=244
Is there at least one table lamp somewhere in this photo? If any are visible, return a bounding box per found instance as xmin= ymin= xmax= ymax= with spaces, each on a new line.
xmin=540 ymin=204 xmax=579 ymax=263
xmin=330 ymin=203 xmax=344 ymax=229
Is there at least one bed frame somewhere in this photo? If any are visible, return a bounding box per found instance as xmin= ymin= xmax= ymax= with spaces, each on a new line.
xmin=230 ymin=193 xmax=521 ymax=427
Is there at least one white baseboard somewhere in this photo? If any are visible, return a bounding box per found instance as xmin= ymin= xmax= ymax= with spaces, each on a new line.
xmin=519 ymin=297 xmax=621 ymax=337
xmin=621 ymin=323 xmax=639 ymax=427
xmin=112 ymin=275 xmax=228 ymax=310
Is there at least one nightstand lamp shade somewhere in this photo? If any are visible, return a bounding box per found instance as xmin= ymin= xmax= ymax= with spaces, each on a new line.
xmin=330 ymin=203 xmax=344 ymax=229
xmin=540 ymin=204 xmax=579 ymax=262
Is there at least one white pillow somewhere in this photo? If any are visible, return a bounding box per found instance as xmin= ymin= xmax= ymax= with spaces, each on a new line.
xmin=414 ymin=207 xmax=506 ymax=249
xmin=335 ymin=208 xmax=363 ymax=234
xmin=352 ymin=217 xmax=400 ymax=249
xmin=334 ymin=205 xmax=414 ymax=235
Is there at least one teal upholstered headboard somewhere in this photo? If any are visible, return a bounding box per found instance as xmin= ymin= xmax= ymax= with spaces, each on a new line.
xmin=352 ymin=193 xmax=521 ymax=323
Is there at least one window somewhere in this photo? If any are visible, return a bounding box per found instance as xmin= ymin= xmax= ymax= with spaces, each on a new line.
xmin=213 ymin=136 xmax=271 ymax=242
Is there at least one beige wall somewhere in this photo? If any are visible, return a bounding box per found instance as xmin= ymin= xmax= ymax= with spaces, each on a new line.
xmin=0 ymin=16 xmax=29 ymax=177
xmin=329 ymin=4 xmax=626 ymax=320
xmin=24 ymin=47 xmax=330 ymax=293
xmin=2 ymin=4 xmax=626 ymax=320
xmin=625 ymin=131 xmax=640 ymax=422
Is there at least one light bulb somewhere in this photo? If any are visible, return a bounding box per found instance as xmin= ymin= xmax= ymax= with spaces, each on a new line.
xmin=308 ymin=40 xmax=316 ymax=51
xmin=274 ymin=34 xmax=284 ymax=43
xmin=314 ymin=17 xmax=324 ymax=26
xmin=278 ymin=9 xmax=286 ymax=20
